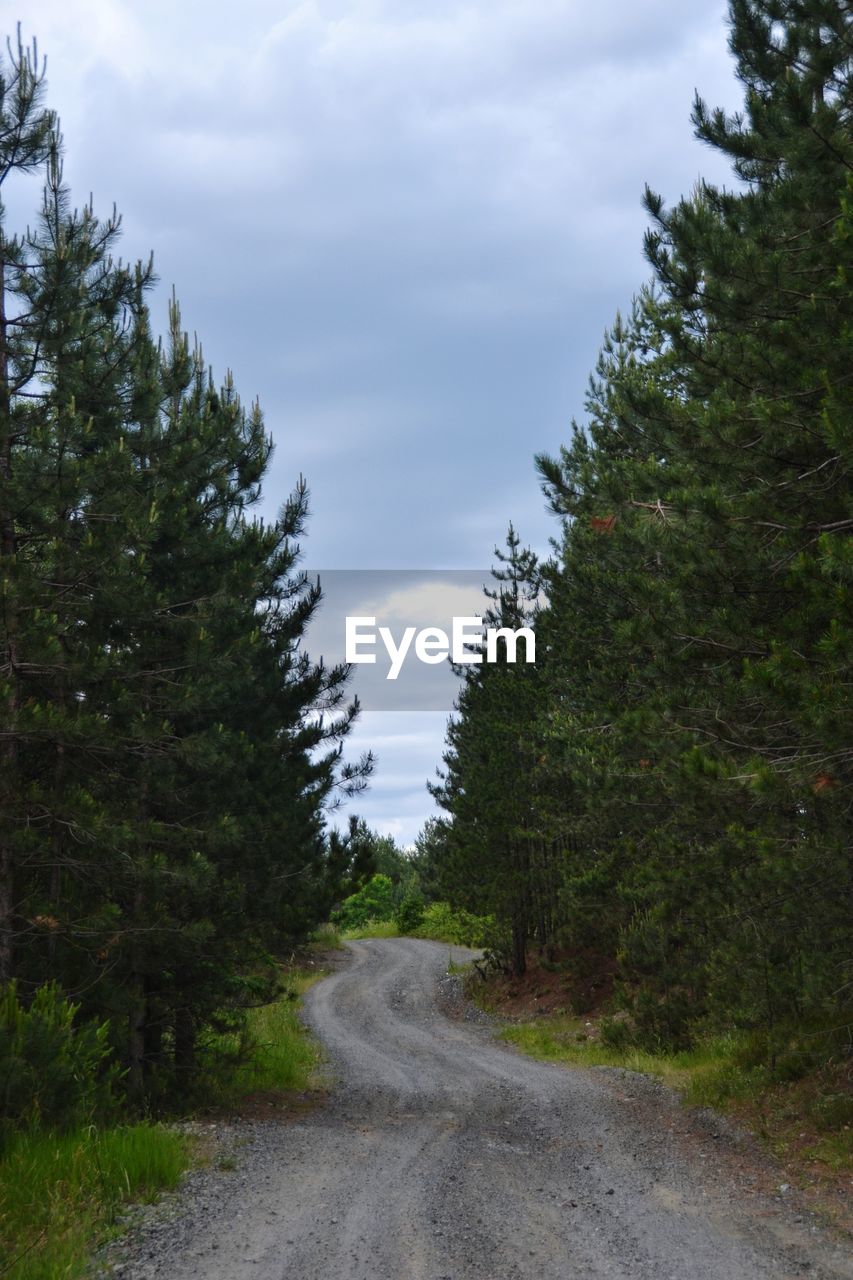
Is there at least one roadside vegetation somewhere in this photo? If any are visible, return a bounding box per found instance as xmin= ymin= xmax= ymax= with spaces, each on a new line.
xmin=0 ymin=1125 xmax=188 ymax=1280
xmin=466 ymin=958 xmax=853 ymax=1206
xmin=322 ymin=820 xmax=493 ymax=948
xmin=0 ymin=966 xmax=324 ymax=1278
xmin=341 ymin=904 xmax=489 ymax=945
xmin=0 ymin=981 xmax=189 ymax=1278
xmin=417 ymin=1 xmax=853 ymax=1184
xmin=192 ymin=966 xmax=327 ymax=1108
xmin=332 ymin=869 xmax=490 ymax=947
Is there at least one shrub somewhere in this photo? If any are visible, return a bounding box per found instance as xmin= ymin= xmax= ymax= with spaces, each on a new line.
xmin=0 ymin=981 xmax=119 ymax=1144
xmin=414 ymin=902 xmax=491 ymax=947
xmin=395 ymin=893 xmax=425 ymax=934
xmin=599 ymin=1015 xmax=635 ymax=1052
xmin=332 ymin=874 xmax=395 ymax=930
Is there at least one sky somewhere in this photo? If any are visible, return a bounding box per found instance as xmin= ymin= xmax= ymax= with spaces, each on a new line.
xmin=12 ymin=1 xmax=745 ymax=845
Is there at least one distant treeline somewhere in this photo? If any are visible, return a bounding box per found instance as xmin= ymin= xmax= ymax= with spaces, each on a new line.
xmin=427 ymin=1 xmax=852 ymax=1054
xmin=0 ymin=32 xmax=371 ymax=1107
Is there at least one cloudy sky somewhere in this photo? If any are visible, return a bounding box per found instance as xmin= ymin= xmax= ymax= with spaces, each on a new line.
xmin=14 ymin=1 xmax=744 ymax=844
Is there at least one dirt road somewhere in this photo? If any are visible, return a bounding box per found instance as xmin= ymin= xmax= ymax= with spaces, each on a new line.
xmin=114 ymin=938 xmax=852 ymax=1279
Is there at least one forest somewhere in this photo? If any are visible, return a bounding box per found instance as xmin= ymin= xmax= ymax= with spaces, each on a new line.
xmin=427 ymin=0 xmax=852 ymax=1068
xmin=0 ymin=0 xmax=850 ymax=1159
xmin=0 ymin=29 xmax=375 ymax=1114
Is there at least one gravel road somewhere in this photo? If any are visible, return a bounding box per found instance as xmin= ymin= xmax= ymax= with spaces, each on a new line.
xmin=105 ymin=937 xmax=852 ymax=1280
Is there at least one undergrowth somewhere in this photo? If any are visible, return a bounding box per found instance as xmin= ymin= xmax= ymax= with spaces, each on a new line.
xmin=0 ymin=965 xmax=325 ymax=1278
xmin=0 ymin=1124 xmax=188 ymax=1280
xmin=340 ymin=902 xmax=490 ymax=947
xmin=342 ymin=918 xmax=400 ymax=941
xmin=197 ymin=968 xmax=325 ymax=1105
xmin=310 ymin=922 xmax=343 ymax=949
xmin=486 ymin=996 xmax=852 ymax=1194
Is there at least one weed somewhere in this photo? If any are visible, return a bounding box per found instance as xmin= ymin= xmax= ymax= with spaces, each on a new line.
xmin=342 ymin=919 xmax=400 ymax=941
xmin=495 ymin=1007 xmax=852 ymax=1194
xmin=0 ymin=1125 xmax=187 ymax=1280
xmin=310 ymin=922 xmax=343 ymax=950
xmin=199 ymin=968 xmax=324 ymax=1103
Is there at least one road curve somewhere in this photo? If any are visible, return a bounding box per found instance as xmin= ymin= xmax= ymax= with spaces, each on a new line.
xmin=121 ymin=938 xmax=852 ymax=1280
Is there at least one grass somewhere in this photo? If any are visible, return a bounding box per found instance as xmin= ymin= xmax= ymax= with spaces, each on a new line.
xmin=487 ymin=1002 xmax=853 ymax=1204
xmin=499 ymin=1018 xmax=740 ymax=1094
xmin=0 ymin=1124 xmax=188 ymax=1280
xmin=805 ymin=1129 xmax=853 ymax=1174
xmin=0 ymin=964 xmax=328 ymax=1278
xmin=341 ymin=918 xmax=399 ymax=941
xmin=201 ymin=967 xmax=326 ymax=1104
xmin=310 ymin=922 xmax=343 ymax=949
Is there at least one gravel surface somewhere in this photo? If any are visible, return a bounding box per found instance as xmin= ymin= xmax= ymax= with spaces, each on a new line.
xmin=98 ymin=937 xmax=853 ymax=1280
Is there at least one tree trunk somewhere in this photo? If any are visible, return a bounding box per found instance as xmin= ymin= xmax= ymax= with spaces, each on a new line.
xmin=174 ymin=1006 xmax=196 ymax=1077
xmin=0 ymin=244 xmax=18 ymax=984
xmin=511 ymin=918 xmax=527 ymax=978
xmin=127 ymin=968 xmax=147 ymax=1103
xmin=47 ymin=733 xmax=65 ymax=971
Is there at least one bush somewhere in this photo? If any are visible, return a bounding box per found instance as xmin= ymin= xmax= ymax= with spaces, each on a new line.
xmin=332 ymin=874 xmax=395 ymax=931
xmin=395 ymin=893 xmax=425 ymax=934
xmin=599 ymin=1015 xmax=635 ymax=1052
xmin=0 ymin=981 xmax=119 ymax=1145
xmin=414 ymin=902 xmax=491 ymax=947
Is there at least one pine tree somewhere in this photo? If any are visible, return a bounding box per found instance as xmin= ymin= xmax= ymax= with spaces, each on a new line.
xmin=0 ymin=29 xmax=371 ymax=1101
xmin=431 ymin=527 xmax=544 ymax=974
xmin=534 ymin=0 xmax=853 ymax=1043
xmin=0 ymin=32 xmax=154 ymax=985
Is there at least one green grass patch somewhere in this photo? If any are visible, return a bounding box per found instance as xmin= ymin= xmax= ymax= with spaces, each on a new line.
xmin=499 ymin=1017 xmax=845 ymax=1113
xmin=499 ymin=1017 xmax=706 ymax=1090
xmin=342 ymin=918 xmax=400 ymax=941
xmin=495 ymin=1008 xmax=852 ymax=1194
xmin=201 ymin=968 xmax=325 ymax=1104
xmin=802 ymin=1128 xmax=853 ymax=1174
xmin=0 ymin=1124 xmax=188 ymax=1280
xmin=309 ymin=922 xmax=343 ymax=949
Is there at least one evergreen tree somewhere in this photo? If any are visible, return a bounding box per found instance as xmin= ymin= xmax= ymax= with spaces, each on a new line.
xmin=431 ymin=527 xmax=544 ymax=974
xmin=0 ymin=32 xmax=153 ymax=986
xmin=0 ymin=29 xmax=370 ymax=1101
xmin=436 ymin=1 xmax=852 ymax=1050
xmin=535 ymin=0 xmax=853 ymax=1042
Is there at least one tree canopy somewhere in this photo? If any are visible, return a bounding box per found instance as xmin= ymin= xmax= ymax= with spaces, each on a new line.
xmin=430 ymin=0 xmax=852 ymax=1057
xmin=0 ymin=30 xmax=369 ymax=1102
